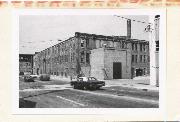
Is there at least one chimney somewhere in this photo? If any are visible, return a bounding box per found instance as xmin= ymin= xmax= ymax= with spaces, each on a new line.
xmin=127 ymin=19 xmax=131 ymax=39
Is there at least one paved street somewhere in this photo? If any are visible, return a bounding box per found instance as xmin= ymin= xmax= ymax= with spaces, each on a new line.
xmin=19 ymin=77 xmax=159 ymax=108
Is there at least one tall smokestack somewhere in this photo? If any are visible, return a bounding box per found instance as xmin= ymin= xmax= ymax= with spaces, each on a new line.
xmin=127 ymin=19 xmax=131 ymax=39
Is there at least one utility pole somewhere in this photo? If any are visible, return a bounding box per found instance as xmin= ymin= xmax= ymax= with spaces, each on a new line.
xmin=146 ymin=15 xmax=160 ymax=87
xmin=154 ymin=15 xmax=160 ymax=87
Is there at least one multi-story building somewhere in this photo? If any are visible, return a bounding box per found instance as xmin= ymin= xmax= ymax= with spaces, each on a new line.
xmin=19 ymin=54 xmax=34 ymax=74
xmin=130 ymin=39 xmax=150 ymax=78
xmin=33 ymin=32 xmax=150 ymax=80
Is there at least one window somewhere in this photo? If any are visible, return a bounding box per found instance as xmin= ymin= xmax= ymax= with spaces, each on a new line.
xmin=65 ymin=55 xmax=67 ymax=62
xmin=140 ymin=55 xmax=143 ymax=62
xmin=59 ymin=56 xmax=61 ymax=64
xmin=148 ymin=56 xmax=150 ymax=62
xmin=72 ymin=54 xmax=74 ymax=62
xmin=54 ymin=46 xmax=56 ymax=54
xmin=99 ymin=40 xmax=102 ymax=48
xmin=140 ymin=44 xmax=143 ymax=51
xmin=52 ymin=46 xmax=54 ymax=53
xmin=86 ymin=53 xmax=90 ymax=64
xmin=135 ymin=55 xmax=138 ymax=63
xmin=81 ymin=39 xmax=85 ymax=48
xmin=144 ymin=68 xmax=146 ymax=75
xmin=135 ymin=44 xmax=137 ymax=51
xmin=73 ymin=43 xmax=76 ymax=50
xmin=143 ymin=45 xmax=146 ymax=51
xmin=122 ymin=42 xmax=125 ymax=48
xmin=48 ymin=48 xmax=50 ymax=55
xmin=86 ymin=40 xmax=89 ymax=48
xmin=144 ymin=55 xmax=146 ymax=62
xmin=132 ymin=43 xmax=134 ymax=50
xmin=81 ymin=52 xmax=85 ymax=63
xmin=146 ymin=45 xmax=149 ymax=52
xmin=155 ymin=40 xmax=159 ymax=51
xmin=132 ymin=55 xmax=134 ymax=63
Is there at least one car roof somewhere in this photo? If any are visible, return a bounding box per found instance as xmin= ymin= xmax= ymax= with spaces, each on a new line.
xmin=79 ymin=77 xmax=95 ymax=78
xmin=79 ymin=77 xmax=87 ymax=78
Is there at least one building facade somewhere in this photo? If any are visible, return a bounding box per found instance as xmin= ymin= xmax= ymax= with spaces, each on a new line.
xmin=33 ymin=32 xmax=150 ymax=80
xmin=130 ymin=39 xmax=150 ymax=78
xmin=19 ymin=54 xmax=34 ymax=74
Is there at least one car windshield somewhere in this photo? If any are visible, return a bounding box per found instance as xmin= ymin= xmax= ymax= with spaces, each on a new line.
xmin=78 ymin=78 xmax=83 ymax=81
xmin=78 ymin=77 xmax=88 ymax=81
xmin=88 ymin=77 xmax=96 ymax=81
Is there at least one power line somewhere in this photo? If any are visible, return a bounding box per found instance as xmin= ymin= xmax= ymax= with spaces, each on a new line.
xmin=114 ymin=15 xmax=153 ymax=25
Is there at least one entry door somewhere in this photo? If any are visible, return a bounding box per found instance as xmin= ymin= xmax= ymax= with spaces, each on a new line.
xmin=113 ymin=62 xmax=122 ymax=79
xmin=136 ymin=69 xmax=143 ymax=76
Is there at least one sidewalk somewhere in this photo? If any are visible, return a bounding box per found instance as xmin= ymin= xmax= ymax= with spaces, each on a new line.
xmin=50 ymin=75 xmax=71 ymax=82
xmin=103 ymin=78 xmax=159 ymax=91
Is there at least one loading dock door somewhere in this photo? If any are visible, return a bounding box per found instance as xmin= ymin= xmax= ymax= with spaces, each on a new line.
xmin=113 ymin=62 xmax=122 ymax=79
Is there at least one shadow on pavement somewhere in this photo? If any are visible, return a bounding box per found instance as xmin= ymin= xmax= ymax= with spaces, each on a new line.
xmin=19 ymin=98 xmax=37 ymax=108
xmin=21 ymin=90 xmax=62 ymax=99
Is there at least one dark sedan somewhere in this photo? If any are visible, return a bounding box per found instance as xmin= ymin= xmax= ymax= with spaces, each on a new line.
xmin=70 ymin=77 xmax=105 ymax=90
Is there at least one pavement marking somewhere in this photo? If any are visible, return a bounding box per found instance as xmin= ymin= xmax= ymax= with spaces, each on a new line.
xmin=69 ymin=89 xmax=158 ymax=105
xmin=56 ymin=95 xmax=85 ymax=107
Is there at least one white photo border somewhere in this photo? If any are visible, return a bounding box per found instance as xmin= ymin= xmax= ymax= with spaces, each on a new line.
xmin=12 ymin=9 xmax=166 ymax=115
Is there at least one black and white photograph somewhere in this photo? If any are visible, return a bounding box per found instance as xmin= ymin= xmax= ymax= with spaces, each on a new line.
xmin=14 ymin=9 xmax=165 ymax=112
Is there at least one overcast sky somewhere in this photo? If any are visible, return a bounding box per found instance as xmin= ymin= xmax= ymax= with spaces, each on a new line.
xmin=19 ymin=15 xmax=149 ymax=54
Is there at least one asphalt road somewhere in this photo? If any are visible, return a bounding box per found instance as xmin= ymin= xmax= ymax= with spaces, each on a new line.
xmin=19 ymin=79 xmax=159 ymax=108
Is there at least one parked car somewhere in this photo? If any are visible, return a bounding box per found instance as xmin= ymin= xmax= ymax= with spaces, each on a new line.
xmin=70 ymin=77 xmax=105 ymax=90
xmin=30 ymin=74 xmax=38 ymax=79
xmin=23 ymin=72 xmax=31 ymax=75
xmin=19 ymin=71 xmax=24 ymax=75
xmin=24 ymin=75 xmax=35 ymax=82
xmin=39 ymin=74 xmax=50 ymax=81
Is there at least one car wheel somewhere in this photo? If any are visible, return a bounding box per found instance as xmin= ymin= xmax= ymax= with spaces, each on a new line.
xmin=83 ymin=86 xmax=87 ymax=90
xmin=73 ymin=84 xmax=77 ymax=89
xmin=96 ymin=86 xmax=101 ymax=90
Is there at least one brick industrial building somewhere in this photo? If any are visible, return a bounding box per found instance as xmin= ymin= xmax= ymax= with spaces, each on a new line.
xmin=19 ymin=54 xmax=34 ymax=74
xmin=33 ymin=30 xmax=150 ymax=80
